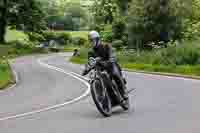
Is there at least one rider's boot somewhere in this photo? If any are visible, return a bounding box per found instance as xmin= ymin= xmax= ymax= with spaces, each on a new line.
xmin=123 ymin=87 xmax=129 ymax=100
xmin=122 ymin=77 xmax=128 ymax=100
xmin=123 ymin=77 xmax=127 ymax=85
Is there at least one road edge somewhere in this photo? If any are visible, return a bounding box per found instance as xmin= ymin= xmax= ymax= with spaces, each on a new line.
xmin=124 ymin=68 xmax=200 ymax=80
xmin=68 ymin=57 xmax=200 ymax=81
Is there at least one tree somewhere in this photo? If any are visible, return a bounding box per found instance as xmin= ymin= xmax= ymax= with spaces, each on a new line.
xmin=91 ymin=0 xmax=117 ymax=25
xmin=128 ymin=0 xmax=188 ymax=48
xmin=115 ymin=0 xmax=130 ymax=15
xmin=192 ymin=0 xmax=200 ymax=21
xmin=8 ymin=0 xmax=47 ymax=33
xmin=0 ymin=0 xmax=47 ymax=43
xmin=0 ymin=0 xmax=8 ymax=43
xmin=44 ymin=0 xmax=89 ymax=31
xmin=183 ymin=0 xmax=200 ymax=40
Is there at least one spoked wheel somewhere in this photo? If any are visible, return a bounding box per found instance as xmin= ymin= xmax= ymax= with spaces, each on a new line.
xmin=91 ymin=79 xmax=112 ymax=117
xmin=112 ymin=80 xmax=130 ymax=111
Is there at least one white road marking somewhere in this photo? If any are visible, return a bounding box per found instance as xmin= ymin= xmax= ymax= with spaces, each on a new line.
xmin=0 ymin=57 xmax=90 ymax=121
xmin=70 ymin=71 xmax=90 ymax=81
xmin=1 ymin=53 xmax=198 ymax=121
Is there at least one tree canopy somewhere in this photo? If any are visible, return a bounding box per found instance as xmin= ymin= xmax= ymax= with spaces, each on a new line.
xmin=0 ymin=0 xmax=47 ymax=43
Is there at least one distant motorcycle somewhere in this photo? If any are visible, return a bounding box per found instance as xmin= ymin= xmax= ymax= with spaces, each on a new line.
xmin=85 ymin=57 xmax=130 ymax=117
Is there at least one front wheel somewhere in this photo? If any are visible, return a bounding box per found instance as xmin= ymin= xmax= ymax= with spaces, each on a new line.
xmin=91 ymin=79 xmax=112 ymax=117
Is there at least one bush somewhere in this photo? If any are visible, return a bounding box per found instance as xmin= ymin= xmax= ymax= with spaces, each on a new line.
xmin=27 ymin=32 xmax=45 ymax=42
xmin=183 ymin=21 xmax=200 ymax=40
xmin=174 ymin=44 xmax=200 ymax=65
xmin=112 ymin=40 xmax=123 ymax=50
xmin=6 ymin=40 xmax=46 ymax=56
xmin=118 ymin=40 xmax=200 ymax=65
xmin=101 ymin=31 xmax=113 ymax=43
xmin=128 ymin=0 xmax=187 ymax=48
xmin=42 ymin=31 xmax=58 ymax=41
xmin=89 ymin=24 xmax=104 ymax=33
xmin=41 ymin=31 xmax=72 ymax=45
xmin=183 ymin=0 xmax=200 ymax=40
xmin=10 ymin=40 xmax=32 ymax=49
xmin=121 ymin=33 xmax=128 ymax=46
xmin=71 ymin=37 xmax=87 ymax=46
xmin=57 ymin=32 xmax=72 ymax=45
xmin=112 ymin=18 xmax=126 ymax=40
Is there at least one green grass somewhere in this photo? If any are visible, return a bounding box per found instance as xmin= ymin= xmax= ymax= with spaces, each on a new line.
xmin=69 ymin=31 xmax=89 ymax=39
xmin=0 ymin=29 xmax=43 ymax=89
xmin=5 ymin=29 xmax=27 ymax=42
xmin=5 ymin=29 xmax=88 ymax=43
xmin=5 ymin=29 xmax=88 ymax=42
xmin=63 ymin=45 xmax=81 ymax=52
xmin=71 ymin=55 xmax=200 ymax=77
xmin=121 ymin=63 xmax=200 ymax=76
xmin=69 ymin=40 xmax=200 ymax=77
xmin=70 ymin=56 xmax=87 ymax=64
xmin=0 ymin=61 xmax=12 ymax=90
xmin=0 ymin=45 xmax=12 ymax=57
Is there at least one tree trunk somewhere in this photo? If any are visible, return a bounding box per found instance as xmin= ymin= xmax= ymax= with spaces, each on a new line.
xmin=0 ymin=0 xmax=8 ymax=44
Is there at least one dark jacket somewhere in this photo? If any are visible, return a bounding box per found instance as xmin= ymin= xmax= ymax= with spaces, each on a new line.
xmin=88 ymin=43 xmax=115 ymax=61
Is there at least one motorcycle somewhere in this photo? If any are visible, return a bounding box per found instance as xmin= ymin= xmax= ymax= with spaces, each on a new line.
xmin=84 ymin=57 xmax=130 ymax=117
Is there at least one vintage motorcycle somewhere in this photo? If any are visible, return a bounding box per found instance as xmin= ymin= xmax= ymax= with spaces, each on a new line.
xmin=85 ymin=57 xmax=130 ymax=117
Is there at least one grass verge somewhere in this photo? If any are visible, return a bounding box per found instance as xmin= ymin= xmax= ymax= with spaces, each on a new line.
xmin=70 ymin=46 xmax=200 ymax=78
xmin=0 ymin=60 xmax=13 ymax=90
xmin=121 ymin=63 xmax=200 ymax=77
xmin=69 ymin=31 xmax=89 ymax=39
xmin=71 ymin=55 xmax=200 ymax=77
xmin=63 ymin=45 xmax=81 ymax=52
xmin=5 ymin=29 xmax=27 ymax=42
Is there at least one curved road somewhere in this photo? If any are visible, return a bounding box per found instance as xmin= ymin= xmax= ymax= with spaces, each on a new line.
xmin=0 ymin=53 xmax=200 ymax=133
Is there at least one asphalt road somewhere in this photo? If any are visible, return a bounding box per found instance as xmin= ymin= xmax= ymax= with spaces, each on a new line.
xmin=0 ymin=53 xmax=200 ymax=133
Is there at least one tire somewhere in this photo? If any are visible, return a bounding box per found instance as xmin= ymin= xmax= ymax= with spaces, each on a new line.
xmin=91 ymin=79 xmax=112 ymax=117
xmin=112 ymin=79 xmax=130 ymax=111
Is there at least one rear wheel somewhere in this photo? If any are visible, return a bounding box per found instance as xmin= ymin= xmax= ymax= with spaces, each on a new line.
xmin=112 ymin=79 xmax=130 ymax=111
xmin=91 ymin=79 xmax=112 ymax=117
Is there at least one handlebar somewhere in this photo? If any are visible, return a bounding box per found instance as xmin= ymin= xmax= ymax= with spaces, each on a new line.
xmin=82 ymin=57 xmax=113 ymax=76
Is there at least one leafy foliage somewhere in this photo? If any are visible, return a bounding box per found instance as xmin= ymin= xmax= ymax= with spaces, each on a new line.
xmin=44 ymin=0 xmax=89 ymax=31
xmin=41 ymin=31 xmax=72 ymax=45
xmin=128 ymin=0 xmax=189 ymax=48
xmin=0 ymin=0 xmax=8 ymax=43
xmin=8 ymin=0 xmax=47 ymax=32
xmin=91 ymin=0 xmax=117 ymax=25
xmin=0 ymin=0 xmax=47 ymax=43
xmin=112 ymin=39 xmax=123 ymax=50
xmin=183 ymin=0 xmax=200 ymax=40
xmin=71 ymin=36 xmax=87 ymax=46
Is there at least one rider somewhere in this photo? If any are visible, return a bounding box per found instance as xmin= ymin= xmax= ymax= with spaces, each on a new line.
xmin=82 ymin=30 xmax=128 ymax=102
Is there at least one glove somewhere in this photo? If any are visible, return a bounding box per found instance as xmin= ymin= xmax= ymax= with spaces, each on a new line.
xmin=82 ymin=64 xmax=90 ymax=76
xmin=82 ymin=69 xmax=88 ymax=76
xmin=95 ymin=57 xmax=102 ymax=62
